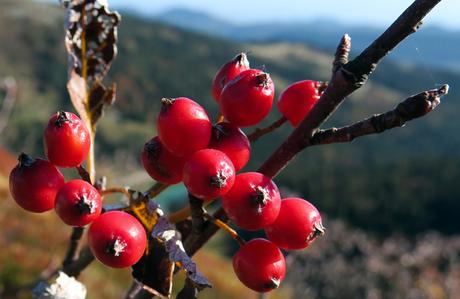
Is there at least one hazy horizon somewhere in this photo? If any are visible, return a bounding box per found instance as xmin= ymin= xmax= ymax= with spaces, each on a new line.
xmin=33 ymin=0 xmax=460 ymax=30
xmin=107 ymin=0 xmax=459 ymax=30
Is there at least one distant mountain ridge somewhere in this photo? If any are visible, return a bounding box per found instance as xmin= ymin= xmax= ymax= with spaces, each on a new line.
xmin=153 ymin=8 xmax=460 ymax=72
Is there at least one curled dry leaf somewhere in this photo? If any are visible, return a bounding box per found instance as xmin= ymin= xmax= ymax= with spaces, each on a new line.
xmin=64 ymin=0 xmax=120 ymax=129
xmin=152 ymin=212 xmax=212 ymax=290
xmin=132 ymin=201 xmax=211 ymax=297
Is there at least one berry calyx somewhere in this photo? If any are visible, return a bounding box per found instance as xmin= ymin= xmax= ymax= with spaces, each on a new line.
xmin=265 ymin=197 xmax=324 ymax=250
xmin=44 ymin=111 xmax=91 ymax=167
xmin=9 ymin=153 xmax=65 ymax=213
xmin=54 ymin=179 xmax=102 ymax=227
xmin=233 ymin=238 xmax=286 ymax=293
xmin=277 ymin=80 xmax=325 ymax=127
xmin=209 ymin=122 xmax=250 ymax=171
xmin=88 ymin=211 xmax=147 ymax=268
xmin=141 ymin=136 xmax=186 ymax=184
xmin=222 ymin=172 xmax=281 ymax=230
xmin=157 ymin=97 xmax=212 ymax=157
xmin=182 ymin=149 xmax=235 ymax=200
xmin=220 ymin=69 xmax=275 ymax=127
xmin=212 ymin=53 xmax=250 ymax=102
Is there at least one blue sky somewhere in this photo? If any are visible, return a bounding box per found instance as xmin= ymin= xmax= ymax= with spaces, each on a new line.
xmin=105 ymin=0 xmax=459 ymax=29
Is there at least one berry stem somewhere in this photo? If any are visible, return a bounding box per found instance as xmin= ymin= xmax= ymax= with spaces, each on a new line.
xmin=76 ymin=165 xmax=92 ymax=184
xmin=203 ymin=212 xmax=245 ymax=246
xmin=144 ymin=182 xmax=170 ymax=200
xmin=100 ymin=187 xmax=132 ymax=199
xmin=168 ymin=201 xmax=212 ymax=223
xmin=247 ymin=116 xmax=287 ymax=143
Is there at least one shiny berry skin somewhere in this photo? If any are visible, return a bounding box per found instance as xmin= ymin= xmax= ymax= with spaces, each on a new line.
xmin=157 ymin=97 xmax=212 ymax=157
xmin=183 ymin=149 xmax=235 ymax=200
xmin=209 ymin=122 xmax=250 ymax=171
xmin=220 ymin=69 xmax=275 ymax=127
xmin=277 ymin=80 xmax=322 ymax=127
xmin=222 ymin=172 xmax=280 ymax=230
xmin=54 ymin=179 xmax=102 ymax=227
xmin=9 ymin=153 xmax=64 ymax=213
xmin=44 ymin=111 xmax=91 ymax=168
xmin=212 ymin=53 xmax=250 ymax=102
xmin=233 ymin=238 xmax=286 ymax=293
xmin=88 ymin=211 xmax=147 ymax=268
xmin=141 ymin=136 xmax=186 ymax=184
xmin=265 ymin=198 xmax=324 ymax=250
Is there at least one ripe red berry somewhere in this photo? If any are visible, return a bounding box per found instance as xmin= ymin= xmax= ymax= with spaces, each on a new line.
xmin=54 ymin=179 xmax=102 ymax=227
xmin=222 ymin=172 xmax=280 ymax=230
xmin=277 ymin=80 xmax=323 ymax=127
xmin=265 ymin=197 xmax=324 ymax=250
xmin=141 ymin=136 xmax=186 ymax=184
xmin=183 ymin=149 xmax=235 ymax=200
xmin=44 ymin=111 xmax=91 ymax=168
xmin=233 ymin=238 xmax=286 ymax=293
xmin=209 ymin=122 xmax=250 ymax=171
xmin=9 ymin=153 xmax=64 ymax=213
xmin=220 ymin=69 xmax=275 ymax=127
xmin=88 ymin=211 xmax=147 ymax=268
xmin=157 ymin=97 xmax=212 ymax=157
xmin=212 ymin=53 xmax=250 ymax=102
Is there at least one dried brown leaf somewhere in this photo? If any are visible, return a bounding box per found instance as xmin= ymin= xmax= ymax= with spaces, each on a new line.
xmin=64 ymin=0 xmax=120 ymax=129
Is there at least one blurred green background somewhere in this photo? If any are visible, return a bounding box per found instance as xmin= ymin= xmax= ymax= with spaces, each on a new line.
xmin=0 ymin=1 xmax=459 ymax=298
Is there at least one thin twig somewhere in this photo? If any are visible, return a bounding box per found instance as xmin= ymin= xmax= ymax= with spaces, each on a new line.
xmin=62 ymin=246 xmax=95 ymax=278
xmin=144 ymin=182 xmax=169 ymax=200
xmin=62 ymin=227 xmax=85 ymax=268
xmin=76 ymin=165 xmax=92 ymax=184
xmin=248 ymin=116 xmax=287 ymax=143
xmin=311 ymin=85 xmax=448 ymax=146
xmin=124 ymin=280 xmax=145 ymax=299
xmin=258 ymin=0 xmax=442 ymax=179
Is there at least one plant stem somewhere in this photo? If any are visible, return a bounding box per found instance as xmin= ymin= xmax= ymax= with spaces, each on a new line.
xmin=203 ymin=212 xmax=245 ymax=246
xmin=247 ymin=116 xmax=287 ymax=143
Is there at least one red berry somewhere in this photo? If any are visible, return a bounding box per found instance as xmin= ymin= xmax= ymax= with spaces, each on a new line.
xmin=222 ymin=172 xmax=280 ymax=230
xmin=88 ymin=211 xmax=147 ymax=268
xmin=157 ymin=97 xmax=212 ymax=157
xmin=220 ymin=69 xmax=275 ymax=127
xmin=44 ymin=111 xmax=91 ymax=168
xmin=212 ymin=53 xmax=250 ymax=102
xmin=265 ymin=198 xmax=324 ymax=250
xmin=209 ymin=122 xmax=250 ymax=171
xmin=141 ymin=136 xmax=186 ymax=184
xmin=9 ymin=153 xmax=64 ymax=213
xmin=183 ymin=149 xmax=235 ymax=200
xmin=54 ymin=179 xmax=102 ymax=227
xmin=233 ymin=238 xmax=286 ymax=293
xmin=277 ymin=80 xmax=322 ymax=127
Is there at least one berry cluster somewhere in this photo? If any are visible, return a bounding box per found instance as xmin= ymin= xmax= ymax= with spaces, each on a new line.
xmin=9 ymin=111 xmax=147 ymax=268
xmin=141 ymin=53 xmax=325 ymax=292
